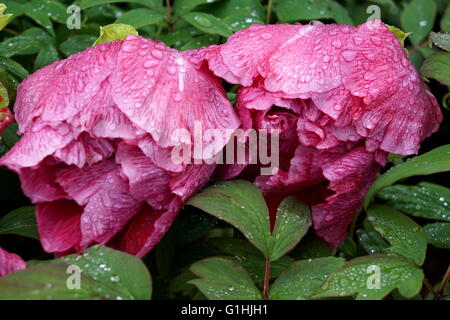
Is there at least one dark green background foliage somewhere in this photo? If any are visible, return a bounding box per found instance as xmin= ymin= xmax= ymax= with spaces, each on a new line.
xmin=0 ymin=0 xmax=449 ymax=300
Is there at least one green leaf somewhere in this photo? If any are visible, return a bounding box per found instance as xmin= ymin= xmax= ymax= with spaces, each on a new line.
xmin=274 ymin=0 xmax=353 ymax=25
xmin=376 ymin=182 xmax=450 ymax=222
xmin=0 ymin=81 xmax=8 ymax=109
xmin=421 ymin=52 xmax=450 ymax=86
xmin=1 ymin=1 xmax=25 ymax=18
xmin=442 ymin=4 xmax=450 ymax=32
xmin=182 ymin=12 xmax=232 ymax=37
xmin=367 ymin=205 xmax=427 ymax=266
xmin=387 ymin=24 xmax=410 ymax=47
xmin=364 ymin=145 xmax=450 ymax=209
xmin=187 ymin=181 xmax=311 ymax=261
xmin=187 ymin=180 xmax=272 ymax=258
xmin=24 ymin=0 xmax=69 ymax=36
xmin=159 ymin=27 xmax=202 ymax=48
xmin=56 ymin=245 xmax=152 ymax=300
xmin=400 ymin=0 xmax=437 ymax=45
xmin=313 ymin=254 xmax=424 ymax=300
xmin=79 ymin=0 xmax=163 ymax=12
xmin=115 ymin=8 xmax=165 ymax=29
xmin=0 ymin=3 xmax=12 ymax=31
xmin=174 ymin=0 xmax=221 ymax=15
xmin=93 ymin=23 xmax=139 ymax=45
xmin=59 ymin=35 xmax=98 ymax=56
xmin=0 ymin=57 xmax=28 ymax=79
xmin=423 ymin=223 xmax=450 ymax=248
xmin=0 ymin=122 xmax=20 ymax=148
xmin=429 ymin=32 xmax=450 ymax=52
xmin=270 ymin=196 xmax=311 ymax=261
xmin=180 ymin=34 xmax=220 ymax=50
xmin=269 ymin=257 xmax=345 ymax=300
xmin=357 ymin=220 xmax=390 ymax=255
xmin=34 ymin=44 xmax=59 ymax=70
xmin=0 ymin=206 xmax=39 ymax=240
xmin=222 ymin=13 xmax=264 ymax=31
xmin=189 ymin=257 xmax=262 ymax=300
xmin=210 ymin=238 xmax=293 ymax=283
xmin=10 ymin=245 xmax=152 ymax=300
xmin=0 ymin=263 xmax=122 ymax=300
xmin=0 ymin=36 xmax=41 ymax=57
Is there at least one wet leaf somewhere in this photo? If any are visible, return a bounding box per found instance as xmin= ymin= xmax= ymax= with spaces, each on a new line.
xmin=367 ymin=205 xmax=427 ymax=266
xmin=55 ymin=245 xmax=152 ymax=300
xmin=274 ymin=0 xmax=353 ymax=25
xmin=0 ymin=206 xmax=39 ymax=240
xmin=423 ymin=222 xmax=450 ymax=248
xmin=182 ymin=12 xmax=232 ymax=37
xmin=0 ymin=263 xmax=120 ymax=300
xmin=270 ymin=196 xmax=311 ymax=261
xmin=400 ymin=0 xmax=437 ymax=45
xmin=421 ymin=52 xmax=450 ymax=86
xmin=364 ymin=145 xmax=450 ymax=209
xmin=93 ymin=23 xmax=139 ymax=45
xmin=313 ymin=254 xmax=424 ymax=300
xmin=429 ymin=32 xmax=450 ymax=52
xmin=187 ymin=181 xmax=311 ymax=261
xmin=210 ymin=238 xmax=294 ymax=282
xmin=270 ymin=257 xmax=345 ymax=300
xmin=376 ymin=182 xmax=450 ymax=222
xmin=189 ymin=257 xmax=261 ymax=300
xmin=115 ymin=8 xmax=165 ymax=29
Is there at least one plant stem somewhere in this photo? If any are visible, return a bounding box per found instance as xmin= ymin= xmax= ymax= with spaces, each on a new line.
xmin=165 ymin=0 xmax=173 ymax=32
xmin=266 ymin=0 xmax=273 ymax=24
xmin=438 ymin=264 xmax=450 ymax=297
xmin=263 ymin=258 xmax=271 ymax=299
xmin=423 ymin=278 xmax=437 ymax=299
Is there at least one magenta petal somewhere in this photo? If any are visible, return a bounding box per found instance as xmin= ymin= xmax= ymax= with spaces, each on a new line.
xmin=118 ymin=199 xmax=182 ymax=257
xmin=36 ymin=200 xmax=83 ymax=253
xmin=79 ymin=169 xmax=142 ymax=247
xmin=0 ymin=123 xmax=79 ymax=171
xmin=204 ymin=24 xmax=299 ymax=86
xmin=54 ymin=133 xmax=115 ymax=168
xmin=116 ymin=142 xmax=173 ymax=209
xmin=110 ymin=35 xmax=240 ymax=149
xmin=19 ymin=159 xmax=67 ymax=203
xmin=14 ymin=41 xmax=122 ymax=133
xmin=312 ymin=147 xmax=380 ymax=249
xmin=0 ymin=247 xmax=26 ymax=277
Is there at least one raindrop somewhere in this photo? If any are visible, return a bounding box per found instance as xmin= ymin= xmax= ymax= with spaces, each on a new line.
xmin=341 ymin=49 xmax=357 ymax=62
xmin=194 ymin=15 xmax=213 ymax=28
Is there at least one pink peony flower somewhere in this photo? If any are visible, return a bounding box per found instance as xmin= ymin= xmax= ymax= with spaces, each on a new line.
xmin=0 ymin=246 xmax=26 ymax=277
xmin=196 ymin=21 xmax=442 ymax=249
xmin=0 ymin=35 xmax=239 ymax=257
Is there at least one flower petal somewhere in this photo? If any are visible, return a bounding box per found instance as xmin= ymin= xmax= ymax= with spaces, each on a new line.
xmin=15 ymin=41 xmax=122 ymax=133
xmin=110 ymin=35 xmax=240 ymax=149
xmin=0 ymin=247 xmax=26 ymax=277
xmin=36 ymin=200 xmax=83 ymax=253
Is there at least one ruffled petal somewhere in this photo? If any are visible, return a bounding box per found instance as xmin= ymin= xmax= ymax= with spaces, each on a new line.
xmin=110 ymin=35 xmax=240 ymax=149
xmin=116 ymin=142 xmax=173 ymax=209
xmin=116 ymin=199 xmax=182 ymax=257
xmin=339 ymin=21 xmax=442 ymax=154
xmin=19 ymin=159 xmax=67 ymax=203
xmin=0 ymin=123 xmax=79 ymax=171
xmin=312 ymin=147 xmax=380 ymax=249
xmin=0 ymin=247 xmax=26 ymax=277
xmin=14 ymin=41 xmax=122 ymax=132
xmin=53 ymin=133 xmax=115 ymax=168
xmin=79 ymin=167 xmax=142 ymax=248
xmin=203 ymin=24 xmax=299 ymax=86
xmin=36 ymin=200 xmax=83 ymax=253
